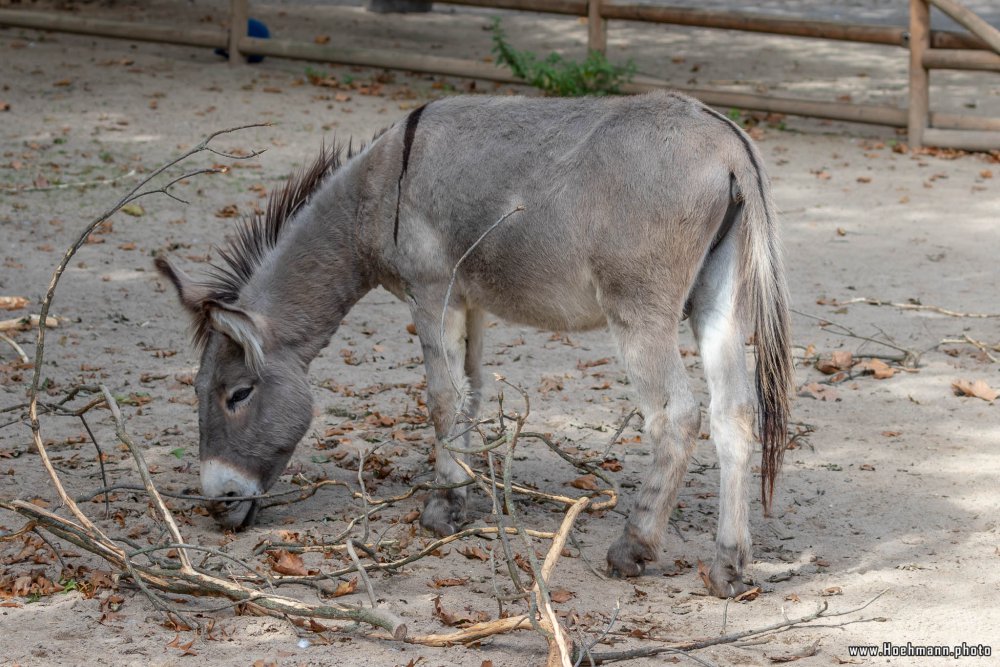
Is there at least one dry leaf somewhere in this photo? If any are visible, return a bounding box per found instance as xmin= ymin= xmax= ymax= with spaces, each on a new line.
xmin=816 ymin=350 xmax=853 ymax=374
xmin=733 ymin=586 xmax=762 ymax=602
xmin=857 ymin=358 xmax=895 ymax=379
xmin=600 ymin=458 xmax=622 ymax=472
xmin=0 ymin=296 xmax=29 ymax=311
xmin=538 ymin=375 xmax=564 ymax=394
xmin=432 ymin=595 xmax=490 ymax=627
xmin=952 ymin=379 xmax=999 ymax=403
xmin=797 ymin=383 xmax=839 ymax=401
xmin=432 ymin=577 xmax=469 ymax=588
xmin=569 ymin=474 xmax=599 ymax=491
xmin=549 ymin=588 xmax=573 ymax=603
xmin=314 ymin=35 xmax=331 ymax=44
xmin=270 ymin=550 xmax=308 ymax=576
xmin=821 ymin=586 xmax=843 ymax=596
xmin=696 ymin=559 xmax=712 ymax=590
xmin=215 ymin=204 xmax=239 ymax=218
xmin=576 ymin=357 xmax=612 ymax=370
xmin=458 ymin=545 xmax=489 ymax=561
xmin=120 ymin=203 xmax=144 ymax=217
xmin=332 ymin=578 xmax=358 ymax=597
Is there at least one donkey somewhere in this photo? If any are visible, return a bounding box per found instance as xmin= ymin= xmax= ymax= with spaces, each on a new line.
xmin=156 ymin=91 xmax=792 ymax=597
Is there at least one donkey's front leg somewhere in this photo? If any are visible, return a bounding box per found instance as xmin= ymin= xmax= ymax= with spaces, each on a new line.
xmin=411 ymin=301 xmax=477 ymax=537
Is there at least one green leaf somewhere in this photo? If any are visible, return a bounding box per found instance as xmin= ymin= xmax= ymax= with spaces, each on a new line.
xmin=169 ymin=447 xmax=186 ymax=459
xmin=120 ymin=203 xmax=145 ymax=217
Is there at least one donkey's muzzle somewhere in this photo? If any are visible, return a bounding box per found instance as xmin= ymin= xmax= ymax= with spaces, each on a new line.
xmin=201 ymin=459 xmax=262 ymax=530
xmin=206 ymin=495 xmax=260 ymax=530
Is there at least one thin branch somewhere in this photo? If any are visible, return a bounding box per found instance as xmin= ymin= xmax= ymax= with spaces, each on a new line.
xmin=792 ymin=308 xmax=922 ymax=367
xmin=940 ymin=334 xmax=999 ymax=363
xmin=100 ymin=385 xmax=194 ymax=574
xmin=0 ymin=332 xmax=29 ymax=362
xmin=440 ymin=205 xmax=525 ymax=395
xmin=835 ymin=297 xmax=1000 ymax=319
xmin=0 ymin=169 xmax=138 ymax=195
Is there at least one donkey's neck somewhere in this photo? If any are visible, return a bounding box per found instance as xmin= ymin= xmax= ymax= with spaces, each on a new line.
xmin=244 ymin=170 xmax=373 ymax=364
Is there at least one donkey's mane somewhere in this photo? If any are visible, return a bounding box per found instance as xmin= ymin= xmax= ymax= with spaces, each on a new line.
xmin=192 ymin=141 xmax=352 ymax=348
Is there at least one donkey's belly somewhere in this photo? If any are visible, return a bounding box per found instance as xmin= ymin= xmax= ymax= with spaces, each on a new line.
xmin=466 ymin=273 xmax=608 ymax=333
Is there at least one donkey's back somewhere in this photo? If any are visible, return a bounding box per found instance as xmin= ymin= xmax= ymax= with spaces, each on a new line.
xmin=367 ymin=91 xmax=749 ymax=334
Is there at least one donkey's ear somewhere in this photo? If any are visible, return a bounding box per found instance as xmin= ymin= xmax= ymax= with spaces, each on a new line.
xmin=204 ymin=301 xmax=268 ymax=374
xmin=154 ymin=255 xmax=212 ymax=313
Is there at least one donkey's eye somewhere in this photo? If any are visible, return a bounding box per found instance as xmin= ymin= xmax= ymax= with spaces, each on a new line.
xmin=227 ymin=386 xmax=254 ymax=410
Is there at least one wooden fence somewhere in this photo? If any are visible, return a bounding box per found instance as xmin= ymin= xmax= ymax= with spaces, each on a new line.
xmin=1 ymin=0 xmax=998 ymax=149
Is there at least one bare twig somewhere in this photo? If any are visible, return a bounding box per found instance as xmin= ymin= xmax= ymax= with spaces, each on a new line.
xmin=590 ymin=589 xmax=890 ymax=663
xmin=0 ymin=332 xmax=28 ymax=362
xmin=834 ymin=297 xmax=1000 ymax=319
xmin=792 ymin=308 xmax=922 ymax=367
xmin=440 ymin=205 xmax=525 ymax=395
xmin=940 ymin=334 xmax=999 ymax=363
xmin=0 ymin=169 xmax=138 ymax=194
xmin=346 ymin=540 xmax=378 ymax=609
xmin=100 ymin=385 xmax=194 ymax=573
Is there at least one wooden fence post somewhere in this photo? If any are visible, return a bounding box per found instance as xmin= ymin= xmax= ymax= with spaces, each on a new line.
xmin=908 ymin=0 xmax=931 ymax=148
xmin=587 ymin=0 xmax=607 ymax=54
xmin=229 ymin=0 xmax=249 ymax=64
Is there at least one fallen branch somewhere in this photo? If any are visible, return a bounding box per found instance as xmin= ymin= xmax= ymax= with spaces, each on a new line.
xmin=0 ymin=314 xmax=58 ymax=332
xmin=792 ymin=308 xmax=923 ymax=367
xmin=586 ymin=589 xmax=890 ymax=663
xmin=834 ymin=297 xmax=1000 ymax=319
xmin=940 ymin=334 xmax=999 ymax=363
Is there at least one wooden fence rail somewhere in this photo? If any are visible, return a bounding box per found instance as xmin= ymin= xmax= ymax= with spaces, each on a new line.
xmin=0 ymin=0 xmax=997 ymax=149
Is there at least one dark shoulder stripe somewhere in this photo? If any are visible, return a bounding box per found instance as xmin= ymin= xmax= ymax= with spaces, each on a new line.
xmin=394 ymin=103 xmax=428 ymax=244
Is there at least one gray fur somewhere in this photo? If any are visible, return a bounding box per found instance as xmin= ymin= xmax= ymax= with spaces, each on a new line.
xmin=157 ymin=91 xmax=792 ymax=595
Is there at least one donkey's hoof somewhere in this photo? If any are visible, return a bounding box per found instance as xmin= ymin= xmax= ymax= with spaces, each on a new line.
xmin=606 ymin=533 xmax=656 ymax=578
xmin=705 ymin=561 xmax=754 ymax=598
xmin=419 ymin=493 xmax=466 ymax=537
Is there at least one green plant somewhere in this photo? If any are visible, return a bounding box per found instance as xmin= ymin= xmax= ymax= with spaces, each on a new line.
xmin=490 ymin=18 xmax=635 ymax=97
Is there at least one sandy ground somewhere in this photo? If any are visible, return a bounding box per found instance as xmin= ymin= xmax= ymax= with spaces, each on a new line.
xmin=1 ymin=2 xmax=999 ymax=666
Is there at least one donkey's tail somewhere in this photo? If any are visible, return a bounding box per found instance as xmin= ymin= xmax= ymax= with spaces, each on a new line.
xmin=729 ymin=134 xmax=793 ymax=515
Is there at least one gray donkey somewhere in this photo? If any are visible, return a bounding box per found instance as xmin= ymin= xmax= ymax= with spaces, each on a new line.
xmin=156 ymin=91 xmax=792 ymax=597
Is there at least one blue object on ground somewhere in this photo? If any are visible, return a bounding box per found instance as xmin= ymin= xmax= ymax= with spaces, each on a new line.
xmin=214 ymin=18 xmax=270 ymax=64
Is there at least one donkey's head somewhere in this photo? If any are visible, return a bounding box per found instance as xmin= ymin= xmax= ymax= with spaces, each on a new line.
xmin=155 ymin=256 xmax=314 ymax=529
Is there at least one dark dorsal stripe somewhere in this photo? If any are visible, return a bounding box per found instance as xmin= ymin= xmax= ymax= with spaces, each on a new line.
xmin=394 ymin=103 xmax=428 ymax=244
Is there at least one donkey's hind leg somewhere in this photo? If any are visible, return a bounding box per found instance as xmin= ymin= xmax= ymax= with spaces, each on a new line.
xmin=689 ymin=235 xmax=757 ymax=597
xmin=411 ymin=299 xmax=478 ymax=537
xmin=606 ymin=319 xmax=701 ymax=577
